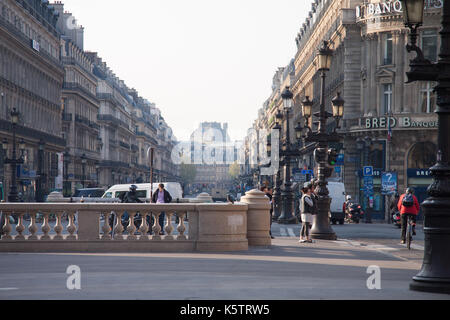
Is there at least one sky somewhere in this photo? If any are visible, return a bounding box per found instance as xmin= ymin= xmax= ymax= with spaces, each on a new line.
xmin=60 ymin=0 xmax=310 ymax=142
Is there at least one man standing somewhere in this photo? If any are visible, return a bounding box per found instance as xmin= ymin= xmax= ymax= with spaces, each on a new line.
xmin=152 ymin=183 xmax=172 ymax=235
xmin=397 ymin=187 xmax=420 ymax=244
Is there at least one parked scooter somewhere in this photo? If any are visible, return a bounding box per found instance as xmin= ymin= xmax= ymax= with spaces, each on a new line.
xmin=392 ymin=211 xmax=402 ymax=228
xmin=345 ymin=202 xmax=364 ymax=223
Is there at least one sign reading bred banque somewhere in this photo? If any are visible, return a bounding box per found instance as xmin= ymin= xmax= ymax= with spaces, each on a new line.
xmin=356 ymin=0 xmax=443 ymax=19
xmin=359 ymin=116 xmax=438 ymax=129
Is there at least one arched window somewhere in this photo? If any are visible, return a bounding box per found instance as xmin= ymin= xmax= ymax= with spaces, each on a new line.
xmin=408 ymin=142 xmax=437 ymax=169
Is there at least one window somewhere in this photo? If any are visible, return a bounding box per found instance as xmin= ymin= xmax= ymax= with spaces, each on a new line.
xmin=382 ymin=84 xmax=393 ymax=114
xmin=421 ymin=30 xmax=438 ymax=62
xmin=420 ymin=82 xmax=436 ymax=113
xmin=384 ymin=33 xmax=393 ymax=65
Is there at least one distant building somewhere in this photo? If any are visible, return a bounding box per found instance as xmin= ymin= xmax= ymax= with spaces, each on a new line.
xmin=189 ymin=122 xmax=237 ymax=193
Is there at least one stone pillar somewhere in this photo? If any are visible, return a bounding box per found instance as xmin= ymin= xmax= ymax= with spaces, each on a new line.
xmin=240 ymin=189 xmax=271 ymax=246
xmin=77 ymin=209 xmax=100 ymax=241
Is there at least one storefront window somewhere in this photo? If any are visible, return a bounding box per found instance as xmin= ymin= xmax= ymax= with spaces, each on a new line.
xmin=408 ymin=142 xmax=437 ymax=169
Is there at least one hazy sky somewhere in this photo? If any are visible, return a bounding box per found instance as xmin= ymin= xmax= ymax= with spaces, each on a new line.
xmin=60 ymin=0 xmax=310 ymax=142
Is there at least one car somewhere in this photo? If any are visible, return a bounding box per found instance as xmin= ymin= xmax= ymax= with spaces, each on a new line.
xmin=102 ymin=182 xmax=183 ymax=202
xmin=73 ymin=188 xmax=105 ymax=198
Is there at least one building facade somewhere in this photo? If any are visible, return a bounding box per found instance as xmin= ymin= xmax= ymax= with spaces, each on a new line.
xmin=0 ymin=0 xmax=65 ymax=201
xmin=54 ymin=2 xmax=102 ymax=193
xmin=246 ymin=0 xmax=442 ymax=220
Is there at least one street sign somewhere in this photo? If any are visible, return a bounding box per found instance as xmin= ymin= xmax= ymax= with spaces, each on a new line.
xmin=381 ymin=172 xmax=398 ymax=195
xmin=301 ymin=169 xmax=314 ymax=175
xmin=364 ymin=176 xmax=374 ymax=196
xmin=334 ymin=166 xmax=341 ymax=173
xmin=363 ymin=166 xmax=373 ymax=177
xmin=336 ymin=154 xmax=344 ymax=165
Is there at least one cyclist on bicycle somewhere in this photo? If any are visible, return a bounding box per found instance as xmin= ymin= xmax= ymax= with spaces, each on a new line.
xmin=397 ymin=187 xmax=420 ymax=244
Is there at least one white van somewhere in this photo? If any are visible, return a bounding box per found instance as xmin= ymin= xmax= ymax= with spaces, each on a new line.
xmin=102 ymin=182 xmax=183 ymax=202
xmin=328 ymin=181 xmax=346 ymax=225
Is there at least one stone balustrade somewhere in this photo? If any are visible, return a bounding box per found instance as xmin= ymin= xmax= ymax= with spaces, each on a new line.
xmin=0 ymin=191 xmax=271 ymax=252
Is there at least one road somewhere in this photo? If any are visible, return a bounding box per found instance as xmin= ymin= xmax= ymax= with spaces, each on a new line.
xmin=0 ymin=221 xmax=447 ymax=300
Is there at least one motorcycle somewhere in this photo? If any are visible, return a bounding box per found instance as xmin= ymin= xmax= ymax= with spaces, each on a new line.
xmin=345 ymin=202 xmax=364 ymax=223
xmin=392 ymin=211 xmax=402 ymax=228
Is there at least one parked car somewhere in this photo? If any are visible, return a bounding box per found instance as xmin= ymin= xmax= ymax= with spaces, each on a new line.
xmin=329 ymin=182 xmax=346 ymax=225
xmin=102 ymin=183 xmax=183 ymax=202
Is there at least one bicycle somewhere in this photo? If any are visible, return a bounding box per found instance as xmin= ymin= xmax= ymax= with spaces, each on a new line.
xmin=406 ymin=214 xmax=414 ymax=250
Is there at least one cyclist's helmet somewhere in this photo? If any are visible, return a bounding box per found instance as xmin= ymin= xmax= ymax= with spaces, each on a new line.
xmin=129 ymin=185 xmax=138 ymax=192
xmin=406 ymin=187 xmax=414 ymax=194
xmin=346 ymin=195 xmax=352 ymax=201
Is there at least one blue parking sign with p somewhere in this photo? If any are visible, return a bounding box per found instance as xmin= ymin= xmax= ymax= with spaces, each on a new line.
xmin=363 ymin=166 xmax=373 ymax=177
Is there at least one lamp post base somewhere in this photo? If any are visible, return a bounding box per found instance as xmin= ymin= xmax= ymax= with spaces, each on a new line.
xmin=410 ymin=278 xmax=450 ymax=294
xmin=311 ymin=232 xmax=337 ymax=240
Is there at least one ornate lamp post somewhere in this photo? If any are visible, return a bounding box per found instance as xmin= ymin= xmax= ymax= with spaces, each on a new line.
xmin=2 ymin=108 xmax=25 ymax=202
xmin=63 ymin=150 xmax=71 ymax=197
xmin=35 ymin=139 xmax=45 ymax=202
xmin=95 ymin=162 xmax=100 ymax=187
xmin=400 ymin=0 xmax=450 ymax=294
xmin=81 ymin=153 xmax=87 ymax=188
xmin=270 ymin=120 xmax=283 ymax=221
xmin=301 ymin=41 xmax=344 ymax=240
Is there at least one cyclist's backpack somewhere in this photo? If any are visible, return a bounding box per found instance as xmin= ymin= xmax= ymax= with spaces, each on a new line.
xmin=402 ymin=193 xmax=414 ymax=207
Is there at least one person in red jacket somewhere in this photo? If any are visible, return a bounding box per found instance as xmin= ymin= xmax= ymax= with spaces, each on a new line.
xmin=397 ymin=187 xmax=420 ymax=244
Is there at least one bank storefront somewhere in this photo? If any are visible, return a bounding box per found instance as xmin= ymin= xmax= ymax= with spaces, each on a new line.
xmin=346 ymin=113 xmax=438 ymax=220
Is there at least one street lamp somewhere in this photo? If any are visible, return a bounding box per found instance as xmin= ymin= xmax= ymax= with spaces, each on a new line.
xmin=300 ymin=40 xmax=343 ymax=240
xmin=276 ymin=86 xmax=299 ymax=224
xmin=35 ymin=139 xmax=45 ymax=202
xmin=332 ymin=92 xmax=345 ymax=130
xmin=95 ymin=162 xmax=100 ymax=187
xmin=63 ymin=150 xmax=71 ymax=197
xmin=400 ymin=0 xmax=450 ymax=294
xmin=3 ymin=108 xmax=24 ymax=202
xmin=81 ymin=153 xmax=87 ymax=188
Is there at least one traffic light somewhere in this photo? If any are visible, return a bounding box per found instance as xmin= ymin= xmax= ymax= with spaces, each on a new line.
xmin=327 ymin=148 xmax=338 ymax=167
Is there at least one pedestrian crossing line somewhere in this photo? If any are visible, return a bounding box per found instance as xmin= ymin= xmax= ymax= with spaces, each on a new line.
xmin=287 ymin=228 xmax=296 ymax=237
xmin=279 ymin=228 xmax=287 ymax=237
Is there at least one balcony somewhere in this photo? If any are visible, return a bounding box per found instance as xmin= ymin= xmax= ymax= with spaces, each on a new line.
xmin=97 ymin=114 xmax=130 ymax=131
xmin=119 ymin=141 xmax=130 ymax=149
xmin=63 ymin=82 xmax=98 ymax=103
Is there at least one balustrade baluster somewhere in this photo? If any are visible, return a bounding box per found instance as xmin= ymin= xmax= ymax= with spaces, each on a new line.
xmin=66 ymin=211 xmax=77 ymax=240
xmin=127 ymin=212 xmax=137 ymax=240
xmin=139 ymin=212 xmax=149 ymax=240
xmin=28 ymin=212 xmax=38 ymax=240
xmin=1 ymin=212 xmax=12 ymax=240
xmin=53 ymin=212 xmax=63 ymax=240
xmin=15 ymin=212 xmax=25 ymax=240
xmin=41 ymin=213 xmax=51 ymax=240
xmin=152 ymin=212 xmax=161 ymax=240
xmin=164 ymin=212 xmax=174 ymax=240
xmin=101 ymin=212 xmax=112 ymax=240
xmin=176 ymin=212 xmax=187 ymax=240
xmin=114 ymin=211 xmax=124 ymax=240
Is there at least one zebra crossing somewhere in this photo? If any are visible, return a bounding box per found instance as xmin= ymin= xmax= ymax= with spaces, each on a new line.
xmin=277 ymin=227 xmax=298 ymax=238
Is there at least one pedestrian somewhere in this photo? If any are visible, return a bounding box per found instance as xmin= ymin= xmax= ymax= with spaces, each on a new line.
xmin=390 ymin=192 xmax=400 ymax=222
xmin=299 ymin=184 xmax=314 ymax=243
xmin=397 ymin=187 xmax=420 ymax=244
xmin=117 ymin=185 xmax=143 ymax=232
xmin=152 ymin=183 xmax=172 ymax=235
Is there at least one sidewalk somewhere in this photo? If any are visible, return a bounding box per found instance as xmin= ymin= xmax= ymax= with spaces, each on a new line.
xmin=0 ymin=238 xmax=447 ymax=300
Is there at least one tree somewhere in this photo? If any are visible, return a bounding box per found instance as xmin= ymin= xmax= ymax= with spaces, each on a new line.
xmin=228 ymin=161 xmax=240 ymax=180
xmin=179 ymin=162 xmax=197 ymax=193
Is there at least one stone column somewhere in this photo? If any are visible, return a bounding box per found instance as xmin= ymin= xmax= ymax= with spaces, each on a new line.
xmin=240 ymin=189 xmax=271 ymax=246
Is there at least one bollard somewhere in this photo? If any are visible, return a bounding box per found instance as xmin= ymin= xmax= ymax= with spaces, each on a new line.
xmin=240 ymin=189 xmax=272 ymax=246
